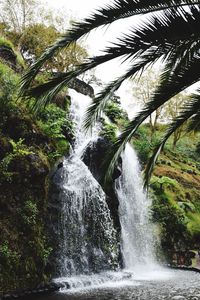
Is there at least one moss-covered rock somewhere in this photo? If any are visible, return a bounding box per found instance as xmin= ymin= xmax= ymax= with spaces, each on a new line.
xmin=0 ymin=62 xmax=71 ymax=292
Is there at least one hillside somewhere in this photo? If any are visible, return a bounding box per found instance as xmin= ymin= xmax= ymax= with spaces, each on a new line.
xmin=133 ymin=124 xmax=200 ymax=264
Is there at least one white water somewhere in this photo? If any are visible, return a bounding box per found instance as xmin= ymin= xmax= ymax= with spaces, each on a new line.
xmin=115 ymin=144 xmax=157 ymax=271
xmin=56 ymin=90 xmax=118 ymax=277
xmin=54 ymin=89 xmax=167 ymax=292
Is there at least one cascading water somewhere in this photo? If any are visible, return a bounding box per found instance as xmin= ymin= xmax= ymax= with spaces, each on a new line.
xmin=115 ymin=144 xmax=157 ymax=271
xmin=42 ymin=86 xmax=200 ymax=300
xmin=55 ymin=90 xmax=118 ymax=277
xmin=53 ymin=89 xmax=161 ymax=291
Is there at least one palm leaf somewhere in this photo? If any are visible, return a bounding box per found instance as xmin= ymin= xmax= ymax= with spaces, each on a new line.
xmin=187 ymin=109 xmax=200 ymax=132
xmin=22 ymin=7 xmax=200 ymax=111
xmin=20 ymin=1 xmax=200 ymax=93
xmin=101 ymin=51 xmax=200 ymax=183
xmin=84 ymin=43 xmax=174 ymax=130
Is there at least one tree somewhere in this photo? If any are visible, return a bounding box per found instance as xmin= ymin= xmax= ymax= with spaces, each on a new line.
xmin=132 ymin=68 xmax=164 ymax=139
xmin=20 ymin=23 xmax=87 ymax=71
xmin=164 ymin=92 xmax=188 ymax=149
xmin=20 ymin=0 xmax=200 ymax=185
xmin=0 ymin=1 xmax=88 ymax=71
xmin=0 ymin=0 xmax=38 ymax=51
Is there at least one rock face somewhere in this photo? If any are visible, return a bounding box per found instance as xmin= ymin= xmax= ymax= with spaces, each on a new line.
xmin=0 ymin=46 xmax=17 ymax=70
xmin=53 ymin=74 xmax=94 ymax=98
xmin=45 ymin=163 xmax=65 ymax=277
xmin=82 ymin=137 xmax=122 ymax=232
xmin=0 ymin=108 xmax=56 ymax=292
xmin=68 ymin=78 xmax=94 ymax=98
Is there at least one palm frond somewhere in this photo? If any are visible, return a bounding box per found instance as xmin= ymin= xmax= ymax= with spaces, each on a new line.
xmin=187 ymin=109 xmax=200 ymax=132
xmin=84 ymin=43 xmax=174 ymax=130
xmin=22 ymin=7 xmax=200 ymax=111
xmin=20 ymin=1 xmax=200 ymax=93
xmin=144 ymin=92 xmax=200 ymax=187
xmin=102 ymin=59 xmax=200 ymax=184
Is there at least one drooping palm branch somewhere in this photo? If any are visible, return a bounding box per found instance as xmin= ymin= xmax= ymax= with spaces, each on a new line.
xmin=101 ymin=51 xmax=200 ymax=183
xmin=21 ymin=6 xmax=200 ymax=109
xmin=20 ymin=0 xmax=200 ymax=94
xmin=20 ymin=1 xmax=200 ymax=183
xmin=187 ymin=111 xmax=200 ymax=132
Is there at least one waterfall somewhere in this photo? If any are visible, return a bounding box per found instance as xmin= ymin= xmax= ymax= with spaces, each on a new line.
xmin=53 ymin=89 xmax=159 ymax=291
xmin=56 ymin=90 xmax=118 ymax=277
xmin=115 ymin=144 xmax=156 ymax=271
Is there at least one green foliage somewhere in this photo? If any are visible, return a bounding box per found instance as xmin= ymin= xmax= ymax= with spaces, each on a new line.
xmin=151 ymin=194 xmax=188 ymax=249
xmin=0 ymin=36 xmax=14 ymax=48
xmin=37 ymin=103 xmax=70 ymax=137
xmin=10 ymin=138 xmax=34 ymax=156
xmin=37 ymin=103 xmax=73 ymax=158
xmin=0 ymin=139 xmax=34 ymax=182
xmin=21 ymin=200 xmax=39 ymax=226
xmin=151 ymin=176 xmax=179 ymax=190
xmin=0 ymin=62 xmax=19 ymax=104
xmin=0 ymin=36 xmax=25 ymax=68
xmin=133 ymin=125 xmax=153 ymax=164
xmin=100 ymin=122 xmax=118 ymax=143
xmin=187 ymin=213 xmax=200 ymax=236
xmin=177 ymin=201 xmax=195 ymax=212
xmin=104 ymin=100 xmax=128 ymax=124
xmin=0 ymin=241 xmax=20 ymax=270
xmin=55 ymin=139 xmax=70 ymax=156
xmin=196 ymin=142 xmax=200 ymax=155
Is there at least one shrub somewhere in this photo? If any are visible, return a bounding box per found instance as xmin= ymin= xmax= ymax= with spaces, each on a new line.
xmin=100 ymin=122 xmax=118 ymax=142
xmin=104 ymin=101 xmax=128 ymax=123
xmin=0 ymin=62 xmax=19 ymax=104
xmin=21 ymin=200 xmax=39 ymax=227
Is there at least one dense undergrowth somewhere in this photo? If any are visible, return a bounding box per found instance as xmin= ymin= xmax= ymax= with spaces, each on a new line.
xmin=133 ymin=124 xmax=200 ymax=260
xmin=0 ymin=39 xmax=73 ymax=292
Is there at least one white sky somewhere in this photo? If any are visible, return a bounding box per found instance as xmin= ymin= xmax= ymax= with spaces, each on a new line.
xmin=43 ymin=0 xmax=140 ymax=116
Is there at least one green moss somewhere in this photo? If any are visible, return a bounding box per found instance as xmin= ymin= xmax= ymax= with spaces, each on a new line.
xmin=0 ymin=37 xmax=14 ymax=49
xmin=0 ymin=58 xmax=74 ymax=291
xmin=151 ymin=193 xmax=189 ymax=251
xmin=187 ymin=213 xmax=200 ymax=236
xmin=56 ymin=139 xmax=70 ymax=156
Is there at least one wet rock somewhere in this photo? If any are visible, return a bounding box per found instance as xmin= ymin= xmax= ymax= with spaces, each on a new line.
xmin=67 ymin=78 xmax=94 ymax=98
xmin=187 ymin=169 xmax=193 ymax=174
xmin=82 ymin=137 xmax=121 ymax=231
xmin=0 ymin=135 xmax=12 ymax=159
xmin=0 ymin=46 xmax=17 ymax=70
xmin=53 ymin=73 xmax=94 ymax=97
xmin=82 ymin=137 xmax=122 ymax=184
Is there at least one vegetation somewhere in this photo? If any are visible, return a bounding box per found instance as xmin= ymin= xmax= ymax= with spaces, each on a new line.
xmin=1 ymin=0 xmax=200 ymax=293
xmin=133 ymin=123 xmax=200 ymax=258
xmin=0 ymin=13 xmax=76 ymax=290
xmin=0 ymin=54 xmax=49 ymax=291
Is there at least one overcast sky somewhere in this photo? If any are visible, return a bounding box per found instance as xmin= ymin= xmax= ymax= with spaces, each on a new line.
xmin=45 ymin=0 xmax=111 ymax=18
